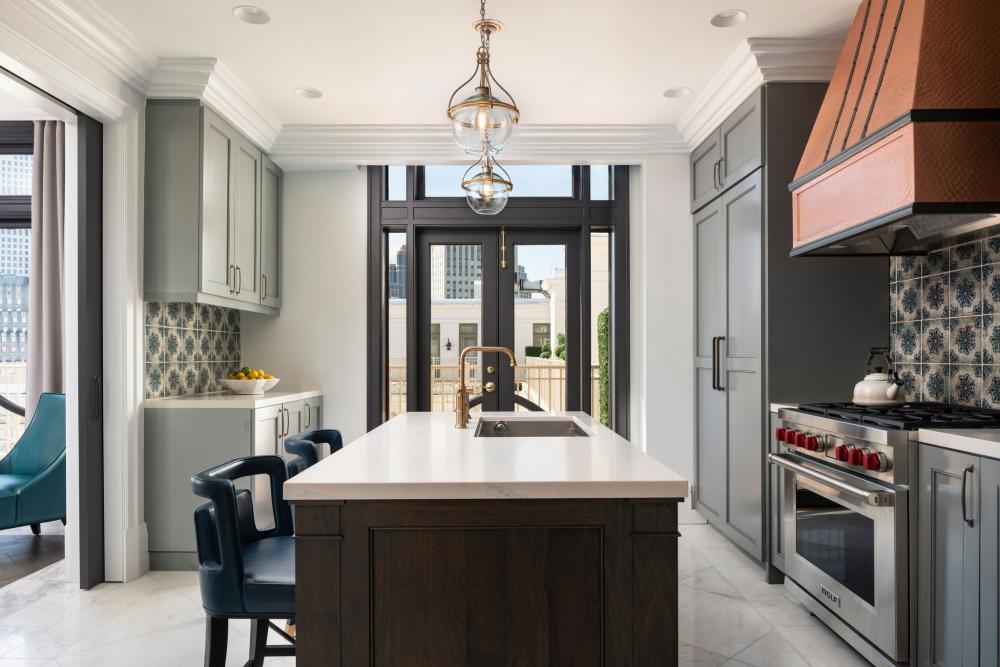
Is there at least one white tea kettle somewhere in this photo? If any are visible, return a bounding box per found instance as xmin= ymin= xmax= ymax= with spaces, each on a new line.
xmin=853 ymin=347 xmax=905 ymax=406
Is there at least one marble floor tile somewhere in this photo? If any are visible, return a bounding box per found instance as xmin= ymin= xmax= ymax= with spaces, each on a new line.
xmin=678 ymin=538 xmax=714 ymax=579
xmin=679 ymin=640 xmax=730 ymax=666
xmin=732 ymin=629 xmax=809 ymax=666
xmin=680 ymin=568 xmax=742 ymax=598
xmin=775 ymin=625 xmax=871 ymax=667
xmin=678 ymin=585 xmax=773 ymax=657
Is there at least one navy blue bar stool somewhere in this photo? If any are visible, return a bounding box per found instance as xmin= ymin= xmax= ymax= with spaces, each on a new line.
xmin=284 ymin=429 xmax=343 ymax=478
xmin=192 ymin=455 xmax=296 ymax=667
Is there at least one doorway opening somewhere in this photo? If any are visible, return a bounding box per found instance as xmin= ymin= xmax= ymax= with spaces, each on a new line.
xmin=368 ymin=165 xmax=629 ymax=436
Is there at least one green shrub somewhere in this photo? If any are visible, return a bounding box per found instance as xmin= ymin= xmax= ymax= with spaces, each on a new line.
xmin=524 ymin=345 xmax=543 ymax=358
xmin=598 ymin=308 xmax=610 ymax=426
xmin=555 ymin=332 xmax=567 ymax=360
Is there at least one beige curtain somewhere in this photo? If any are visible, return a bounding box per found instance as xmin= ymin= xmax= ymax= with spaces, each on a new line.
xmin=26 ymin=120 xmax=64 ymax=421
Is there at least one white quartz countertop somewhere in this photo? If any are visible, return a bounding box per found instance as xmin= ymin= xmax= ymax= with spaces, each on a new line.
xmin=919 ymin=428 xmax=1000 ymax=459
xmin=143 ymin=389 xmax=321 ymax=410
xmin=284 ymin=411 xmax=689 ymax=501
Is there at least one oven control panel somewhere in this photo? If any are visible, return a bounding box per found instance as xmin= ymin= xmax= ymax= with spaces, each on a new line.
xmin=774 ymin=424 xmax=895 ymax=481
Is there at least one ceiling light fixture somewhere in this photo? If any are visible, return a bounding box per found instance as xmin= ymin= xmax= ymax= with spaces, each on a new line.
xmin=663 ymin=87 xmax=692 ymax=99
xmin=710 ymin=9 xmax=748 ymax=28
xmin=294 ymin=87 xmax=323 ymax=99
xmin=461 ymin=151 xmax=513 ymax=216
xmin=233 ymin=5 xmax=271 ymax=24
xmin=447 ymin=0 xmax=520 ymax=156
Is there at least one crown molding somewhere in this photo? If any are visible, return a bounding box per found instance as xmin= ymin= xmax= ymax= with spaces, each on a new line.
xmin=271 ymin=123 xmax=687 ymax=170
xmin=147 ymin=57 xmax=282 ymax=150
xmin=678 ymin=37 xmax=842 ymax=149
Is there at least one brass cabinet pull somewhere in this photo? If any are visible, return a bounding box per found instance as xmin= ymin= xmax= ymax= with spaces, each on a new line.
xmin=284 ymin=407 xmax=290 ymax=437
xmin=304 ymin=402 xmax=311 ymax=429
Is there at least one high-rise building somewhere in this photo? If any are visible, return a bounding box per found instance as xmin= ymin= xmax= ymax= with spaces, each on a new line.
xmin=431 ymin=245 xmax=482 ymax=300
xmin=387 ymin=243 xmax=407 ymax=298
xmin=0 ymin=155 xmax=32 ymax=197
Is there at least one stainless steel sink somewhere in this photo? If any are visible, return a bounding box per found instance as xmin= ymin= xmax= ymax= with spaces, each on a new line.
xmin=474 ymin=417 xmax=591 ymax=438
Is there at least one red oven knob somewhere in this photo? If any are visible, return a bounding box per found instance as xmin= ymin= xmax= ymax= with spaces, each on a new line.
xmin=848 ymin=448 xmax=866 ymax=466
xmin=784 ymin=430 xmax=799 ymax=444
xmin=834 ymin=445 xmax=849 ymax=462
xmin=775 ymin=427 xmax=787 ymax=442
xmin=805 ymin=435 xmax=819 ymax=451
xmin=795 ymin=432 xmax=809 ymax=448
xmin=864 ymin=452 xmax=887 ymax=472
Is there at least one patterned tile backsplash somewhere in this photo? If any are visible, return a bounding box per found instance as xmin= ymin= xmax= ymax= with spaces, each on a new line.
xmin=890 ymin=236 xmax=1000 ymax=407
xmin=144 ymin=302 xmax=241 ymax=399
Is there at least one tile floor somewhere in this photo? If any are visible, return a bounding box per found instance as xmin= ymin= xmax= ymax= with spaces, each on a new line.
xmin=0 ymin=522 xmax=869 ymax=666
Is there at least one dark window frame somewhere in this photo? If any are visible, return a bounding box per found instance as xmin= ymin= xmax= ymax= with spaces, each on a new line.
xmin=0 ymin=121 xmax=33 ymax=228
xmin=367 ymin=165 xmax=630 ymax=438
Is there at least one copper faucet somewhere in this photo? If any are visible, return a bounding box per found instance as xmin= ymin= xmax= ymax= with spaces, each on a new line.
xmin=455 ymin=346 xmax=516 ymax=428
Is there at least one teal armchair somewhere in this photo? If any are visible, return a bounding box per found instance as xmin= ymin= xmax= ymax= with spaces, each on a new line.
xmin=0 ymin=393 xmax=65 ymax=534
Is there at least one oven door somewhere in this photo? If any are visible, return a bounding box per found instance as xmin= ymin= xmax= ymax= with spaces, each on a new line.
xmin=770 ymin=453 xmax=908 ymax=662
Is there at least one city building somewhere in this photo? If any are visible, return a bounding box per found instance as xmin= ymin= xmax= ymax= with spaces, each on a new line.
xmin=0 ymin=154 xmax=32 ymax=196
xmin=387 ymin=243 xmax=406 ymax=298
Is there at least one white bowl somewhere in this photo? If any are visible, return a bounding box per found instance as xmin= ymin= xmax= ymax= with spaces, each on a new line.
xmin=223 ymin=378 xmax=279 ymax=395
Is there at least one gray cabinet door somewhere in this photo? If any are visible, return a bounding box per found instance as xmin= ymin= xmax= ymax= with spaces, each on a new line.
xmin=200 ymin=109 xmax=235 ymax=299
xmin=303 ymin=395 xmax=323 ymax=431
xmin=283 ymin=399 xmax=306 ymax=454
xmin=260 ymin=155 xmax=282 ymax=308
xmin=691 ymin=128 xmax=722 ymax=213
xmin=981 ymin=457 xmax=1000 ymax=666
xmin=252 ymin=404 xmax=282 ymax=529
xmin=720 ymin=88 xmax=763 ymax=191
xmin=232 ymin=136 xmax=261 ymax=305
xmin=722 ymin=172 xmax=763 ymax=558
xmin=918 ymin=444 xmax=980 ymax=667
xmin=694 ymin=200 xmax=726 ymax=520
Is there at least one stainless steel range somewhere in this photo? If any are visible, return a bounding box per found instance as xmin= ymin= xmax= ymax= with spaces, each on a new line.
xmin=771 ymin=403 xmax=1000 ymax=666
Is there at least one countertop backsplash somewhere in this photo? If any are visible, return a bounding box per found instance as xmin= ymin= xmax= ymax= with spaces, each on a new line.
xmin=890 ymin=236 xmax=1000 ymax=407
xmin=144 ymin=302 xmax=241 ymax=399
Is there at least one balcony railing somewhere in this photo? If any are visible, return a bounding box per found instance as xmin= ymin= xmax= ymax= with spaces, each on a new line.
xmin=388 ymin=363 xmax=602 ymax=418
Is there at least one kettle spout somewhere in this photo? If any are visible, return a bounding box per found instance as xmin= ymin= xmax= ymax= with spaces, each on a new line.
xmin=887 ymin=378 xmax=903 ymax=400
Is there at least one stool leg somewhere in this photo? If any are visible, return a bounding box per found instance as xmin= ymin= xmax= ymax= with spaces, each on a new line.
xmin=249 ymin=618 xmax=269 ymax=667
xmin=204 ymin=616 xmax=228 ymax=667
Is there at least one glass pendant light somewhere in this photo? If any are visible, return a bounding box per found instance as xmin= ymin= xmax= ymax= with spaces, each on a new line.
xmin=447 ymin=0 xmax=520 ymax=155
xmin=461 ymin=151 xmax=513 ymax=216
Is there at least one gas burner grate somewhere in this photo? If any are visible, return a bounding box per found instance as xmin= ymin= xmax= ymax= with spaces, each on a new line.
xmin=795 ymin=402 xmax=1000 ymax=430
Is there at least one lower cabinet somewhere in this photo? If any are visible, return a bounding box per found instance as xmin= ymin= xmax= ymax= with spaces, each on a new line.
xmin=251 ymin=396 xmax=324 ymax=525
xmin=918 ymin=444 xmax=1000 ymax=666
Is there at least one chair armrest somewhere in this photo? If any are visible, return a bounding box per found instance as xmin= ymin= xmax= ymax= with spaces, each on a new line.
xmin=16 ymin=451 xmax=66 ymax=520
xmin=0 ymin=448 xmax=14 ymax=475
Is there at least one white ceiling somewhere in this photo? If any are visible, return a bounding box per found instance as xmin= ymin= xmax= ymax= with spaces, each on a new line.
xmin=94 ymin=0 xmax=858 ymax=126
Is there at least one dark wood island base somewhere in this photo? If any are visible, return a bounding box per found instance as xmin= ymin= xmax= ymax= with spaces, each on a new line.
xmin=292 ymin=498 xmax=680 ymax=666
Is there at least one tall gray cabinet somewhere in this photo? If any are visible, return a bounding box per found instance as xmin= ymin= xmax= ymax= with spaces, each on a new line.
xmin=918 ymin=444 xmax=1000 ymax=666
xmin=145 ymin=99 xmax=282 ymax=314
xmin=692 ymin=84 xmax=889 ymax=561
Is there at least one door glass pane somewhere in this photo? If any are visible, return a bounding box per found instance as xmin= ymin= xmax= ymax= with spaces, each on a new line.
xmin=514 ymin=244 xmax=567 ymax=411
xmin=590 ymin=165 xmax=610 ymax=200
xmin=387 ymin=232 xmax=407 ymax=418
xmin=795 ymin=486 xmax=875 ymax=605
xmin=421 ymin=165 xmax=573 ymax=198
xmin=430 ymin=244 xmax=482 ymax=412
xmin=591 ymin=232 xmax=610 ymax=424
xmin=385 ymin=165 xmax=406 ymax=201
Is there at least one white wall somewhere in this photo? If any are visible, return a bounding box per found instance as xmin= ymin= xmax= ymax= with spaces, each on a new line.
xmin=241 ymin=168 xmax=369 ymax=443
xmin=630 ymin=157 xmax=701 ymax=524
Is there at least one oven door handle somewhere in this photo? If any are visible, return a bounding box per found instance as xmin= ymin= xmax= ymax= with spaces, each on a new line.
xmin=768 ymin=453 xmax=895 ymax=507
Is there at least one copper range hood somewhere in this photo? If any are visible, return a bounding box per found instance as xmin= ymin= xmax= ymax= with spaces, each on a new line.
xmin=789 ymin=0 xmax=1000 ymax=256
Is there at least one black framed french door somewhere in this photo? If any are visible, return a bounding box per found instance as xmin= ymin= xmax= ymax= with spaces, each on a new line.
xmin=415 ymin=226 xmax=583 ymax=414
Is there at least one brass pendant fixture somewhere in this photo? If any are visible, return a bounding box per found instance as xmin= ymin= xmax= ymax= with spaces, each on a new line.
xmin=448 ymin=0 xmax=519 ymax=215
xmin=461 ymin=151 xmax=512 ymax=216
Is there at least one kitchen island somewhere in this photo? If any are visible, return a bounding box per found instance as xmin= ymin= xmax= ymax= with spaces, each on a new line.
xmin=284 ymin=411 xmax=688 ymax=667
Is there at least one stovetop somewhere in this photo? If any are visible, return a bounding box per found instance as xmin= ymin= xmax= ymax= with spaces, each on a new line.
xmin=796 ymin=402 xmax=1000 ymax=431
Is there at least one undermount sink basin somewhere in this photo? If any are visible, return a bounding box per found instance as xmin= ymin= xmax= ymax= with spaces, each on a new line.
xmin=474 ymin=416 xmax=591 ymax=438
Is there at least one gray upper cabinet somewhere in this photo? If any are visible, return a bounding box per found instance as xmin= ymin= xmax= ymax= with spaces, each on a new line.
xmin=232 ymin=135 xmax=261 ymax=305
xmin=918 ymin=444 xmax=981 ymax=666
xmin=260 ymin=155 xmax=282 ymax=309
xmin=719 ymin=89 xmax=763 ymax=189
xmin=200 ymin=111 xmax=235 ymax=299
xmin=690 ymin=89 xmax=763 ymax=213
xmin=145 ymin=99 xmax=280 ymax=315
xmin=691 ymin=129 xmax=722 ymax=213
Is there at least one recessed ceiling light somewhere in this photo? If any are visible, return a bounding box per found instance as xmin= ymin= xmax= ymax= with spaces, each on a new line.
xmin=233 ymin=5 xmax=270 ymax=24
xmin=663 ymin=87 xmax=692 ymax=99
xmin=294 ymin=87 xmax=323 ymax=99
xmin=710 ymin=9 xmax=748 ymax=28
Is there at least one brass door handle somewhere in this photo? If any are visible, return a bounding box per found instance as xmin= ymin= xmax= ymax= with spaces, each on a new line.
xmin=484 ymin=381 xmax=496 ymax=393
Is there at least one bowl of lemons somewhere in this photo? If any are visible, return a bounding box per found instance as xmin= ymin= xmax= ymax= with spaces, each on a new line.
xmin=223 ymin=367 xmax=279 ymax=395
